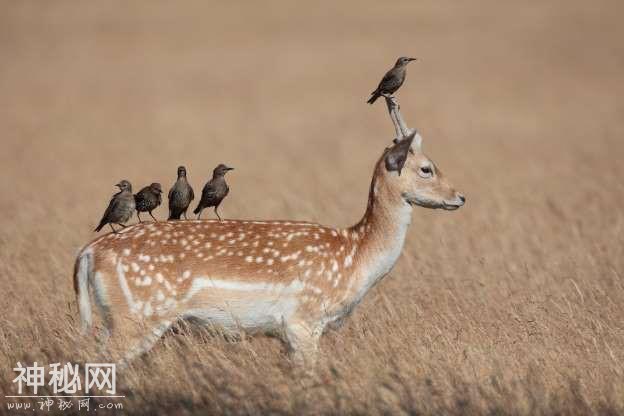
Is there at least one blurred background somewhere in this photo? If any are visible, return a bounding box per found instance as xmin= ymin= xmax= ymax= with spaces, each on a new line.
xmin=1 ymin=1 xmax=623 ymax=414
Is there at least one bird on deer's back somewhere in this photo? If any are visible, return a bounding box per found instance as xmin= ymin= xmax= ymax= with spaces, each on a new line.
xmin=194 ymin=163 xmax=234 ymax=221
xmin=94 ymin=180 xmax=135 ymax=233
xmin=168 ymin=166 xmax=194 ymax=220
xmin=134 ymin=182 xmax=162 ymax=222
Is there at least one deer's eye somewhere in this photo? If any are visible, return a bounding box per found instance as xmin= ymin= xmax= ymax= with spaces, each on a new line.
xmin=419 ymin=166 xmax=433 ymax=178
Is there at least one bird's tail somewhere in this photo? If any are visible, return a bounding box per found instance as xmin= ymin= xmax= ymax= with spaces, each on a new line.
xmin=74 ymin=248 xmax=94 ymax=333
xmin=168 ymin=211 xmax=181 ymax=220
xmin=94 ymin=222 xmax=105 ymax=232
xmin=367 ymin=91 xmax=381 ymax=104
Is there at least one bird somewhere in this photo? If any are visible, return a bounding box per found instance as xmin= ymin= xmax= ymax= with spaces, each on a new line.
xmin=94 ymin=180 xmax=136 ymax=233
xmin=193 ymin=164 xmax=234 ymax=221
xmin=367 ymin=57 xmax=417 ymax=104
xmin=168 ymin=166 xmax=194 ymax=220
xmin=134 ymin=182 xmax=163 ymax=222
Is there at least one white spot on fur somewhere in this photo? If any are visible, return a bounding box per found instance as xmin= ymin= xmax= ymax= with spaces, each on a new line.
xmin=344 ymin=246 xmax=357 ymax=268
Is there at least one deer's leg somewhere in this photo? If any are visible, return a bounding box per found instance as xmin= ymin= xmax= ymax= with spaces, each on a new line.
xmin=117 ymin=319 xmax=173 ymax=370
xmin=284 ymin=321 xmax=322 ymax=367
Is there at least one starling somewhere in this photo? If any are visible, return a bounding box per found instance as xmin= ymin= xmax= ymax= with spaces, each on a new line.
xmin=168 ymin=166 xmax=194 ymax=220
xmin=94 ymin=180 xmax=136 ymax=233
xmin=193 ymin=164 xmax=234 ymax=221
xmin=134 ymin=182 xmax=163 ymax=222
xmin=367 ymin=57 xmax=417 ymax=104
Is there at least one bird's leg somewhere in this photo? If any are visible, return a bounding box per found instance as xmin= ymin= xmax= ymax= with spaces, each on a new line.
xmin=117 ymin=223 xmax=127 ymax=228
xmin=183 ymin=211 xmax=188 ymax=220
xmin=137 ymin=212 xmax=143 ymax=223
xmin=109 ymin=224 xmax=117 ymax=234
xmin=149 ymin=211 xmax=158 ymax=222
xmin=214 ymin=206 xmax=222 ymax=221
xmin=197 ymin=211 xmax=202 ymax=220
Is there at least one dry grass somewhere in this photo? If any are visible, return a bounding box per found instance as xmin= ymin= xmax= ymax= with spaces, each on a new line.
xmin=1 ymin=1 xmax=624 ymax=414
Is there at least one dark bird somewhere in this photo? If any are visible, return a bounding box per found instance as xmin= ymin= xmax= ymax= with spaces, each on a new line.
xmin=168 ymin=166 xmax=194 ymax=220
xmin=94 ymin=180 xmax=136 ymax=233
xmin=134 ymin=182 xmax=163 ymax=222
xmin=193 ymin=164 xmax=234 ymax=221
xmin=367 ymin=57 xmax=417 ymax=104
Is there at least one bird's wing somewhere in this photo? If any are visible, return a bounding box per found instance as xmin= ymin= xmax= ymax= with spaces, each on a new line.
xmin=99 ymin=195 xmax=120 ymax=223
xmin=201 ymin=183 xmax=217 ymax=200
xmin=376 ymin=70 xmax=395 ymax=90
xmin=189 ymin=185 xmax=194 ymax=201
xmin=167 ymin=185 xmax=175 ymax=201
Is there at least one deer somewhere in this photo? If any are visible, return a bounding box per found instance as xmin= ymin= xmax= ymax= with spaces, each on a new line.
xmin=73 ymin=96 xmax=465 ymax=368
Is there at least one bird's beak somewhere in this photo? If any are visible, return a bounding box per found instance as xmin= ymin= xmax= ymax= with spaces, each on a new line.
xmin=408 ymin=57 xmax=417 ymax=62
xmin=226 ymin=167 xmax=234 ymax=171
xmin=115 ymin=183 xmax=122 ymax=188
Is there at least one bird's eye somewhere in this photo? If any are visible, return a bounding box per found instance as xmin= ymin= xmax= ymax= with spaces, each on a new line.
xmin=419 ymin=166 xmax=433 ymax=178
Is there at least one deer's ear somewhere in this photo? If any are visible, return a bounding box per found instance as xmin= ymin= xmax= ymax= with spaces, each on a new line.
xmin=385 ymin=133 xmax=415 ymax=175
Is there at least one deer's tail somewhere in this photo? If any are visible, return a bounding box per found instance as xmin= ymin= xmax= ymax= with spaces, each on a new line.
xmin=74 ymin=248 xmax=94 ymax=333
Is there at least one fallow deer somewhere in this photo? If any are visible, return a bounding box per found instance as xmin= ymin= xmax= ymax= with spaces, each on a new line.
xmin=73 ymin=97 xmax=465 ymax=367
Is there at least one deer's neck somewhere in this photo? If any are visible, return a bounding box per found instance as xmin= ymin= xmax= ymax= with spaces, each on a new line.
xmin=345 ymin=172 xmax=412 ymax=302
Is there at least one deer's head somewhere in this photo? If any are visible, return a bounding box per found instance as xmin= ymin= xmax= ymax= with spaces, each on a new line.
xmin=379 ymin=132 xmax=465 ymax=211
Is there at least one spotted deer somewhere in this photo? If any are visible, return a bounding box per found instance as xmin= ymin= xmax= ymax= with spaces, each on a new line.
xmin=74 ymin=97 xmax=465 ymax=367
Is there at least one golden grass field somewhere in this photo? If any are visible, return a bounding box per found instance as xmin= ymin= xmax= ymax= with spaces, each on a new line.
xmin=1 ymin=1 xmax=623 ymax=414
